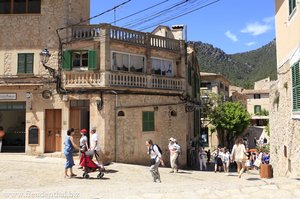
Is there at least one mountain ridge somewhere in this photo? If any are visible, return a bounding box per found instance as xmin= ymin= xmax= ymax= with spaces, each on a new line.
xmin=191 ymin=39 xmax=277 ymax=88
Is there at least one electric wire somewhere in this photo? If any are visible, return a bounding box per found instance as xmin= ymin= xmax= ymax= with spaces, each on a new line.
xmin=109 ymin=0 xmax=170 ymax=25
xmin=122 ymin=0 xmax=194 ymax=28
xmin=139 ymin=0 xmax=220 ymax=31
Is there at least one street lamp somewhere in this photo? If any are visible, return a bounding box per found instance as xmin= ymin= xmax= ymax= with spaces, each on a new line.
xmin=40 ymin=49 xmax=56 ymax=78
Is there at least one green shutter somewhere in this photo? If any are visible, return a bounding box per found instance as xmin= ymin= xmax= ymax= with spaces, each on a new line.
xmin=188 ymin=65 xmax=192 ymax=85
xmin=292 ymin=63 xmax=300 ymax=111
xmin=62 ymin=51 xmax=72 ymax=71
xmin=18 ymin=54 xmax=26 ymax=73
xmin=88 ymin=50 xmax=97 ymax=70
xmin=142 ymin=112 xmax=154 ymax=131
xmin=26 ymin=54 xmax=34 ymax=73
xmin=254 ymin=105 xmax=261 ymax=114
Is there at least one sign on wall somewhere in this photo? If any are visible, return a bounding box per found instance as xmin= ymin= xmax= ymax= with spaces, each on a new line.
xmin=0 ymin=93 xmax=17 ymax=100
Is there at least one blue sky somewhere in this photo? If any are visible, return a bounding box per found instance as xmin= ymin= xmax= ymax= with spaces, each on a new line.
xmin=90 ymin=0 xmax=275 ymax=54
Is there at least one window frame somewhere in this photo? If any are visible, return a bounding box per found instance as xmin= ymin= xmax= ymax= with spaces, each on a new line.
xmin=62 ymin=50 xmax=97 ymax=71
xmin=289 ymin=0 xmax=297 ymax=16
xmin=292 ymin=62 xmax=300 ymax=112
xmin=17 ymin=53 xmax=34 ymax=74
xmin=0 ymin=0 xmax=41 ymax=14
xmin=151 ymin=57 xmax=173 ymax=76
xmin=254 ymin=94 xmax=261 ymax=99
xmin=72 ymin=51 xmax=89 ymax=70
xmin=111 ymin=51 xmax=145 ymax=73
xmin=142 ymin=111 xmax=155 ymax=132
xmin=254 ymin=105 xmax=261 ymax=114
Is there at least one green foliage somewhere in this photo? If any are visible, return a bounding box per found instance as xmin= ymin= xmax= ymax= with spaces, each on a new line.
xmin=208 ymin=101 xmax=251 ymax=138
xmin=191 ymin=39 xmax=277 ymax=88
xmin=255 ymin=108 xmax=269 ymax=116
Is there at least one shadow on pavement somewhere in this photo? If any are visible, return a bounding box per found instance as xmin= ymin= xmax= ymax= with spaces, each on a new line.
xmin=105 ymin=169 xmax=118 ymax=173
xmin=246 ymin=178 xmax=261 ymax=181
xmin=73 ymin=176 xmax=110 ymax=180
xmin=177 ymin=171 xmax=192 ymax=174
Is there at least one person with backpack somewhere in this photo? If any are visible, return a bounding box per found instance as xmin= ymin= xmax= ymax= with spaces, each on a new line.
xmin=168 ymin=137 xmax=181 ymax=173
xmin=146 ymin=139 xmax=165 ymax=183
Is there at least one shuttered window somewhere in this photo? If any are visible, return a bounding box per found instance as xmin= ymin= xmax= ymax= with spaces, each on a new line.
xmin=0 ymin=0 xmax=41 ymax=14
xmin=292 ymin=62 xmax=300 ymax=111
xmin=17 ymin=53 xmax=33 ymax=74
xmin=62 ymin=50 xmax=97 ymax=71
xmin=254 ymin=105 xmax=261 ymax=114
xmin=142 ymin=111 xmax=154 ymax=132
xmin=289 ymin=0 xmax=296 ymax=15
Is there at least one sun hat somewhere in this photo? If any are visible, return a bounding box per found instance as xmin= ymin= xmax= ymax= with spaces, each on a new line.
xmin=80 ymin=129 xmax=87 ymax=134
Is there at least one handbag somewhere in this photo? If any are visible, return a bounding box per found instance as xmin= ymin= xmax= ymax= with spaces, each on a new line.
xmin=150 ymin=156 xmax=157 ymax=165
xmin=254 ymin=158 xmax=261 ymax=167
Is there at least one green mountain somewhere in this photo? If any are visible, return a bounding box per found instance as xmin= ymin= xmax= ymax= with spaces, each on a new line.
xmin=191 ymin=40 xmax=277 ymax=88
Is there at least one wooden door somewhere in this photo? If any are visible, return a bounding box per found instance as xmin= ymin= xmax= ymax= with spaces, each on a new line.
xmin=45 ymin=109 xmax=62 ymax=152
xmin=69 ymin=109 xmax=81 ymax=146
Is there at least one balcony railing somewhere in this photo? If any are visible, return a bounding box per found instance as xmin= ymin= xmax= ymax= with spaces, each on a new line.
xmin=68 ymin=24 xmax=181 ymax=52
xmin=63 ymin=71 xmax=184 ymax=91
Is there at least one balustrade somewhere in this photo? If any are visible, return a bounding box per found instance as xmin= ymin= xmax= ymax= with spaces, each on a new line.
xmin=63 ymin=71 xmax=183 ymax=91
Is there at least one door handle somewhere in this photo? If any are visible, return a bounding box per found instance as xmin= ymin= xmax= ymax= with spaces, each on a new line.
xmin=48 ymin=130 xmax=51 ymax=136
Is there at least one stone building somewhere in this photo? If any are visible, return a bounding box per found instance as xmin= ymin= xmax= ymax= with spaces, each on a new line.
xmin=270 ymin=0 xmax=300 ymax=177
xmin=242 ymin=78 xmax=272 ymax=149
xmin=0 ymin=0 xmax=197 ymax=166
xmin=199 ymin=72 xmax=230 ymax=150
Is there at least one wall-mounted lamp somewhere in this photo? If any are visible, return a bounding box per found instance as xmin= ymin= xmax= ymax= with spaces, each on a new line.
xmin=40 ymin=49 xmax=56 ymax=78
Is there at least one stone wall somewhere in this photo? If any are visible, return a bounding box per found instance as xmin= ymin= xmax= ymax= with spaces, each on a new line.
xmin=97 ymin=94 xmax=187 ymax=166
xmin=0 ymin=0 xmax=90 ymax=50
xmin=270 ymin=62 xmax=300 ymax=177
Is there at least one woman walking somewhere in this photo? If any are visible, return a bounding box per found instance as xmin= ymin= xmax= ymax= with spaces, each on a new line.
xmin=231 ymin=137 xmax=247 ymax=178
xmin=146 ymin=139 xmax=165 ymax=183
xmin=64 ymin=128 xmax=79 ymax=178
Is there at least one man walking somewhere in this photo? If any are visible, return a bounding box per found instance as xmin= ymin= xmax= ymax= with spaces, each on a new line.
xmin=168 ymin=137 xmax=180 ymax=173
xmin=90 ymin=126 xmax=100 ymax=165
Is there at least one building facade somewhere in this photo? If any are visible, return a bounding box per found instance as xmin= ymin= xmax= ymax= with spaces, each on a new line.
xmin=242 ymin=78 xmax=272 ymax=149
xmin=270 ymin=0 xmax=300 ymax=177
xmin=0 ymin=0 xmax=197 ymax=166
xmin=199 ymin=72 xmax=230 ymax=150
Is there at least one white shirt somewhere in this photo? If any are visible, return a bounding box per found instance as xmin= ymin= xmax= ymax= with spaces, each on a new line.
xmin=148 ymin=144 xmax=162 ymax=162
xmin=80 ymin=135 xmax=87 ymax=147
xmin=90 ymin=133 xmax=100 ymax=151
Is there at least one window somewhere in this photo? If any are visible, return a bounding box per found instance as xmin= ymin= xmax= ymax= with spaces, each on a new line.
xmin=18 ymin=53 xmax=33 ymax=74
xmin=152 ymin=58 xmax=173 ymax=76
xmin=142 ymin=112 xmax=154 ymax=131
xmin=292 ymin=62 xmax=300 ymax=111
xmin=254 ymin=105 xmax=261 ymax=114
xmin=200 ymin=82 xmax=212 ymax=90
xmin=254 ymin=94 xmax=261 ymax=99
xmin=62 ymin=50 xmax=97 ymax=71
xmin=289 ymin=0 xmax=296 ymax=15
xmin=0 ymin=0 xmax=41 ymax=14
xmin=72 ymin=51 xmax=88 ymax=69
xmin=112 ymin=52 xmax=145 ymax=73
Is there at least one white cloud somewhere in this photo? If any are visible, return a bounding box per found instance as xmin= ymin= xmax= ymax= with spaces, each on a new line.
xmin=225 ymin=30 xmax=238 ymax=42
xmin=245 ymin=42 xmax=256 ymax=46
xmin=263 ymin=16 xmax=275 ymax=24
xmin=241 ymin=22 xmax=271 ymax=36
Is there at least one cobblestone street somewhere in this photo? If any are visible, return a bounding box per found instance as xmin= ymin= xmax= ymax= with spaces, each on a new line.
xmin=1 ymin=154 xmax=300 ymax=199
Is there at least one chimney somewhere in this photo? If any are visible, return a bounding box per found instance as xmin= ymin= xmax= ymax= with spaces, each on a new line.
xmin=171 ymin=25 xmax=186 ymax=40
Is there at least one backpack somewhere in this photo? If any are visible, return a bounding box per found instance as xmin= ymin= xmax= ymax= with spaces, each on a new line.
xmin=152 ymin=144 xmax=163 ymax=155
xmin=176 ymin=144 xmax=182 ymax=155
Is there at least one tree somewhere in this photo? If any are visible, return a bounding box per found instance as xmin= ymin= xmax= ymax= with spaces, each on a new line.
xmin=208 ymin=101 xmax=251 ymax=147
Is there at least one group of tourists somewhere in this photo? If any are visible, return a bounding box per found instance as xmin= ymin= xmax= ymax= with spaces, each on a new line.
xmin=145 ymin=137 xmax=182 ymax=183
xmin=198 ymin=137 xmax=270 ymax=178
xmin=63 ymin=127 xmax=100 ymax=178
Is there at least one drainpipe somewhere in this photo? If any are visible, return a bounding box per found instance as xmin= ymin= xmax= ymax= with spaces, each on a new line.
xmin=110 ymin=90 xmax=118 ymax=162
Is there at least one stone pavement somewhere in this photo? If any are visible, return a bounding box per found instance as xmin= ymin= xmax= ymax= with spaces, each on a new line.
xmin=1 ymin=154 xmax=300 ymax=199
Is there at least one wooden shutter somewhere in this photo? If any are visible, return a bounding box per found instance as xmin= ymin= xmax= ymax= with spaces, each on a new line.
xmin=18 ymin=54 xmax=26 ymax=73
xmin=88 ymin=50 xmax=97 ymax=70
xmin=142 ymin=112 xmax=154 ymax=131
xmin=292 ymin=63 xmax=300 ymax=111
xmin=62 ymin=51 xmax=72 ymax=71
